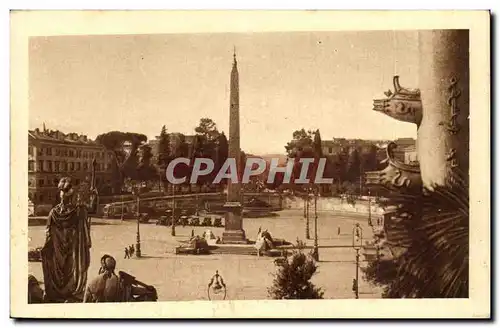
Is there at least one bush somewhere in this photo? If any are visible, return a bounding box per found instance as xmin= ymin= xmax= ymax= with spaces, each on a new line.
xmin=268 ymin=244 xmax=324 ymax=299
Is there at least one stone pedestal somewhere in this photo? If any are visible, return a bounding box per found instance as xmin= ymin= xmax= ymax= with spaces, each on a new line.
xmin=221 ymin=201 xmax=247 ymax=244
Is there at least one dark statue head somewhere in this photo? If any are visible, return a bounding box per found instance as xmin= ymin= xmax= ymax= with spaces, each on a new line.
xmin=57 ymin=177 xmax=74 ymax=204
xmin=104 ymin=256 xmax=117 ymax=272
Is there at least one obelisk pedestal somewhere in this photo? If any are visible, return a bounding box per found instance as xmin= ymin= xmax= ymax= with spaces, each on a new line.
xmin=221 ymin=202 xmax=247 ymax=244
xmin=221 ymin=49 xmax=247 ymax=244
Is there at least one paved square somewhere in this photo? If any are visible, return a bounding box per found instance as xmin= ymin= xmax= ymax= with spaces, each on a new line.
xmin=29 ymin=209 xmax=382 ymax=300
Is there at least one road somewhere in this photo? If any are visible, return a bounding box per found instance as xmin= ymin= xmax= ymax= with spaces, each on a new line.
xmin=28 ymin=209 xmax=382 ymax=301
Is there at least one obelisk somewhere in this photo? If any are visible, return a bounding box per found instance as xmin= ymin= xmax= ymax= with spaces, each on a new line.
xmin=221 ymin=49 xmax=247 ymax=244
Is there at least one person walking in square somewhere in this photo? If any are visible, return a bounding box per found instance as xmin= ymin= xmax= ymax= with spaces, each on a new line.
xmin=124 ymin=248 xmax=129 ymax=259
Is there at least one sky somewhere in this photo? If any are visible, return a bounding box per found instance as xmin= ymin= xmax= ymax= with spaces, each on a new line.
xmin=29 ymin=31 xmax=419 ymax=155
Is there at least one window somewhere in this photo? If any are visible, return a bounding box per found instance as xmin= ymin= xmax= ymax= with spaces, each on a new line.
xmin=69 ymin=150 xmax=74 ymax=157
xmin=48 ymin=194 xmax=52 ymax=201
xmin=54 ymin=161 xmax=59 ymax=172
xmin=69 ymin=162 xmax=74 ymax=171
xmin=76 ymin=162 xmax=81 ymax=171
xmin=46 ymin=147 xmax=52 ymax=156
xmin=28 ymin=161 xmax=34 ymax=171
xmin=47 ymin=161 xmax=52 ymax=172
xmin=62 ymin=162 xmax=67 ymax=171
xmin=39 ymin=194 xmax=44 ymax=202
xmin=328 ymin=147 xmax=333 ymax=154
xmin=38 ymin=179 xmax=44 ymax=187
xmin=83 ymin=162 xmax=88 ymax=171
xmin=38 ymin=160 xmax=43 ymax=172
xmin=37 ymin=148 xmax=43 ymax=156
xmin=28 ymin=146 xmax=34 ymax=156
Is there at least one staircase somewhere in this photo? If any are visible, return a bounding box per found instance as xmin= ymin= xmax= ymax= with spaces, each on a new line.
xmin=210 ymin=245 xmax=258 ymax=256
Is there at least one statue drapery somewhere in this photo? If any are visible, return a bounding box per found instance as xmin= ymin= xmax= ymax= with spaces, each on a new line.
xmin=41 ymin=203 xmax=91 ymax=302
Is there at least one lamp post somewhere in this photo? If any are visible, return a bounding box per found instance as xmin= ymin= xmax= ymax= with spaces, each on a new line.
xmin=352 ymin=223 xmax=363 ymax=299
xmin=134 ymin=187 xmax=141 ymax=258
xmin=305 ymin=194 xmax=310 ymax=240
xmin=311 ymin=188 xmax=319 ymax=261
xmin=171 ymin=184 xmax=176 ymax=236
xmin=121 ymin=194 xmax=124 ymax=221
xmin=136 ymin=215 xmax=142 ymax=258
xmin=368 ymin=189 xmax=372 ymax=226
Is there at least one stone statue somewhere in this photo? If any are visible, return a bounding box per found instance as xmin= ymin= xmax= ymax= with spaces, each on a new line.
xmin=255 ymin=229 xmax=274 ymax=256
xmin=27 ymin=275 xmax=44 ymax=304
xmin=41 ymin=177 xmax=92 ymax=303
xmin=83 ymin=256 xmax=121 ymax=303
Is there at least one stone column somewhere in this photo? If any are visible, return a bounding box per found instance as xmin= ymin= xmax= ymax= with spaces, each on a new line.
xmin=417 ymin=30 xmax=469 ymax=189
xmin=222 ymin=51 xmax=247 ymax=244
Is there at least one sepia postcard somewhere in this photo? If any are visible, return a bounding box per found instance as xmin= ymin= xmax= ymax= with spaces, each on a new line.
xmin=10 ymin=10 xmax=490 ymax=319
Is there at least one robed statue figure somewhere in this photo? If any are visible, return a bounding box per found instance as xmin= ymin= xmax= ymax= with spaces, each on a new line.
xmin=41 ymin=177 xmax=92 ymax=302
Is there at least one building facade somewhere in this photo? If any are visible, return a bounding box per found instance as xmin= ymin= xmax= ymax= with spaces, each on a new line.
xmin=392 ymin=138 xmax=418 ymax=164
xmin=28 ymin=127 xmax=113 ymax=214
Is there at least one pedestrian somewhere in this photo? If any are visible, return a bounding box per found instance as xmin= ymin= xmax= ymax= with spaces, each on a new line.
xmin=124 ymin=248 xmax=129 ymax=259
xmin=337 ymin=226 xmax=341 ymax=235
xmin=129 ymin=245 xmax=134 ymax=257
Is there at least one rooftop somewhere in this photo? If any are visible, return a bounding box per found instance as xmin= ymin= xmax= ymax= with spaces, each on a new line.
xmin=28 ymin=126 xmax=99 ymax=146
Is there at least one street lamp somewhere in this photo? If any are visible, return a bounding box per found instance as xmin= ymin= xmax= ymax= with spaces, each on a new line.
xmin=311 ymin=188 xmax=319 ymax=261
xmin=134 ymin=186 xmax=142 ymax=258
xmin=171 ymin=184 xmax=176 ymax=236
xmin=136 ymin=215 xmax=142 ymax=258
xmin=305 ymin=193 xmax=310 ymax=240
xmin=368 ymin=189 xmax=372 ymax=226
xmin=121 ymin=194 xmax=124 ymax=221
xmin=352 ymin=223 xmax=363 ymax=299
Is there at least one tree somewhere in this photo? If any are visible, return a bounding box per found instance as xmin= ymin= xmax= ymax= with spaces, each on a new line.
xmin=95 ymin=131 xmax=148 ymax=193
xmin=360 ymin=143 xmax=379 ymax=173
xmin=285 ymin=129 xmax=314 ymax=158
xmin=157 ymin=125 xmax=171 ymax=192
xmin=195 ymin=118 xmax=220 ymax=142
xmin=268 ymin=244 xmax=324 ymax=299
xmin=171 ymin=133 xmax=190 ymax=191
xmin=190 ymin=135 xmax=208 ymax=190
xmin=213 ymin=133 xmax=229 ymax=190
xmin=363 ymin=176 xmax=469 ymax=298
xmin=157 ymin=126 xmax=170 ymax=167
xmin=312 ymin=129 xmax=323 ymax=158
xmin=346 ymin=147 xmax=361 ymax=183
xmin=285 ymin=129 xmax=316 ymax=193
xmin=137 ymin=144 xmax=157 ymax=182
